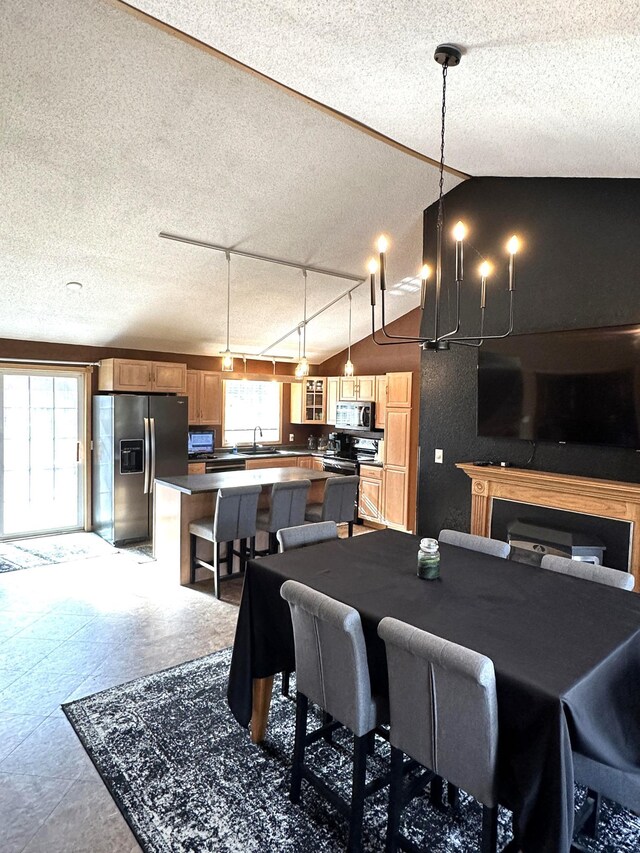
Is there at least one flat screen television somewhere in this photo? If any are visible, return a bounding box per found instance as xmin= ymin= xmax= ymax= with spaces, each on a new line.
xmin=188 ymin=428 xmax=215 ymax=457
xmin=477 ymin=325 xmax=640 ymax=450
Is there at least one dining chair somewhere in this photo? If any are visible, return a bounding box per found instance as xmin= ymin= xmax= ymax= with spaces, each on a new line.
xmin=572 ymin=753 xmax=640 ymax=849
xmin=540 ymin=554 xmax=635 ymax=590
xmin=256 ymin=479 xmax=311 ymax=554
xmin=305 ymin=475 xmax=360 ymax=536
xmin=378 ymin=616 xmax=500 ymax=853
xmin=188 ymin=484 xmax=261 ymax=599
xmin=280 ymin=579 xmax=389 ymax=853
xmin=277 ymin=521 xmax=338 ymax=552
xmin=438 ymin=529 xmax=511 ymax=559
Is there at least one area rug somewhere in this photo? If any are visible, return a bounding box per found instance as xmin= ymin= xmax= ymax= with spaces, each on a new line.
xmin=0 ymin=531 xmax=117 ymax=573
xmin=118 ymin=540 xmax=156 ymax=564
xmin=62 ymin=649 xmax=640 ymax=853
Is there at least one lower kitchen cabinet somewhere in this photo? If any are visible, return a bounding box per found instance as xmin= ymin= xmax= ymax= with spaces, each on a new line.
xmin=188 ymin=462 xmax=206 ymax=474
xmin=358 ymin=464 xmax=384 ymax=523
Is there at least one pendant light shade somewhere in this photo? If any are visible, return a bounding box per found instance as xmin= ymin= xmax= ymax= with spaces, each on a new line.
xmin=220 ymin=251 xmax=234 ymax=371
xmin=296 ymin=270 xmax=310 ymax=377
xmin=344 ymin=292 xmax=355 ymax=377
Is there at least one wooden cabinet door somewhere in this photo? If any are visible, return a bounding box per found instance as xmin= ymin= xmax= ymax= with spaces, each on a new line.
xmin=245 ymin=457 xmax=299 ymax=470
xmin=186 ymin=370 xmax=200 ymax=423
xmin=356 ymin=375 xmax=376 ymax=401
xmin=290 ymin=383 xmax=304 ymax=424
xmin=312 ymin=456 xmax=324 ymax=471
xmin=375 ymin=375 xmax=387 ymax=429
xmin=151 ymin=362 xmax=186 ymax=394
xmin=359 ymin=476 xmax=382 ymax=521
xmin=386 ymin=371 xmax=412 ymax=407
xmin=383 ymin=466 xmax=408 ymax=529
xmin=113 ymin=359 xmax=152 ymax=391
xmin=326 ymin=377 xmax=339 ymax=425
xmin=339 ymin=377 xmax=357 ymax=401
xmin=188 ymin=462 xmax=206 ymax=474
xmin=297 ymin=456 xmax=313 ymax=469
xmin=385 ymin=409 xmax=411 ymax=468
xmin=200 ymin=372 xmax=221 ymax=423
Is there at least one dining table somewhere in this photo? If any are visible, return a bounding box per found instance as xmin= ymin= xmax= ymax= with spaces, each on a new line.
xmin=226 ymin=528 xmax=640 ymax=853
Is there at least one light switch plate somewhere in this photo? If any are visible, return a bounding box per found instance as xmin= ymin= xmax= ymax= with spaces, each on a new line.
xmin=435 ymin=448 xmax=443 ymax=464
xmin=289 ymin=434 xmax=295 ymax=442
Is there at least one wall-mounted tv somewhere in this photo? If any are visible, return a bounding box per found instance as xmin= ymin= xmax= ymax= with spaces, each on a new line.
xmin=477 ymin=325 xmax=640 ymax=450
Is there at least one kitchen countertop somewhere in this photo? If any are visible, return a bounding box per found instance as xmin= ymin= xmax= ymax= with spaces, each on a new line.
xmin=156 ymin=466 xmax=338 ymax=495
xmin=188 ymin=449 xmax=383 ymax=467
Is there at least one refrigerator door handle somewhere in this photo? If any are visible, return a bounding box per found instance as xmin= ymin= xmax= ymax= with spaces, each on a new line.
xmin=150 ymin=417 xmax=157 ymax=491
xmin=143 ymin=417 xmax=150 ymax=494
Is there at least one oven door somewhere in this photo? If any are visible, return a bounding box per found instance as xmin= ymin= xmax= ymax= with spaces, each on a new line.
xmin=322 ymin=457 xmax=357 ymax=475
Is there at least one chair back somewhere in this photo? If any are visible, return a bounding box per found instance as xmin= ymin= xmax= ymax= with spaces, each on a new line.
xmin=540 ymin=554 xmax=635 ymax=590
xmin=280 ymin=580 xmax=376 ymax=736
xmin=277 ymin=521 xmax=338 ymax=552
xmin=378 ymin=617 xmax=498 ymax=807
xmin=322 ymin=475 xmax=360 ymax=524
xmin=265 ymin=480 xmax=311 ymax=533
xmin=438 ymin=529 xmax=510 ymax=559
xmin=213 ymin=485 xmax=261 ymax=542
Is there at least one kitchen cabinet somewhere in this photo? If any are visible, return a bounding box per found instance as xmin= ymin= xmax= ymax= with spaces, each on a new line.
xmin=188 ymin=462 xmax=206 ymax=474
xmin=98 ymin=358 xmax=187 ymax=394
xmin=290 ymin=378 xmax=326 ymax=424
xmin=312 ymin=456 xmax=324 ymax=471
xmin=326 ymin=377 xmax=339 ymax=425
xmin=375 ymin=375 xmax=387 ymax=429
xmin=186 ymin=370 xmax=221 ymax=424
xmin=296 ymin=456 xmax=314 ymax=469
xmin=358 ymin=464 xmax=384 ymax=523
xmin=386 ymin=371 xmax=412 ymax=407
xmin=339 ymin=375 xmax=375 ymax=402
xmin=383 ymin=374 xmax=413 ymax=532
xmin=244 ymin=456 xmax=300 ymax=470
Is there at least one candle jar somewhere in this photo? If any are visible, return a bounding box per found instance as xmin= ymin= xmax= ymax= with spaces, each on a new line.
xmin=417 ymin=538 xmax=440 ymax=580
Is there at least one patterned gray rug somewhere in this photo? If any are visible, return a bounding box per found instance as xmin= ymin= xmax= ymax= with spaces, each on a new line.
xmin=62 ymin=649 xmax=640 ymax=853
xmin=0 ymin=532 xmax=116 ymax=573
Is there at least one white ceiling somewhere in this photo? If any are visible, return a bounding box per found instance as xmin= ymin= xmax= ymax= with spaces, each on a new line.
xmin=2 ymin=1 xmax=637 ymax=365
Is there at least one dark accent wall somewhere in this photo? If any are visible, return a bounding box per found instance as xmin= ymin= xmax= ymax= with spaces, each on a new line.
xmin=418 ymin=177 xmax=640 ymax=537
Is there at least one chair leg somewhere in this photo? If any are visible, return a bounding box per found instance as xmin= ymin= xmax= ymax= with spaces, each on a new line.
xmin=281 ymin=671 xmax=290 ymax=697
xmin=448 ymin=782 xmax=460 ymax=810
xmin=189 ymin=534 xmax=197 ymax=584
xmin=269 ymin=531 xmax=278 ymax=555
xmin=481 ymin=804 xmax=498 ymax=853
xmin=581 ymin=788 xmax=602 ymax=839
xmin=430 ymin=775 xmax=444 ymax=810
xmin=386 ymin=745 xmax=404 ymax=853
xmin=348 ymin=734 xmax=368 ymax=853
xmin=239 ymin=538 xmax=247 ymax=573
xmin=366 ymin=729 xmax=376 ymax=756
xmin=213 ymin=542 xmax=221 ymax=599
xmin=249 ymin=536 xmax=256 ymax=559
xmin=290 ymin=692 xmax=308 ymax=804
xmin=348 ymin=521 xmax=354 ymax=537
xmin=226 ymin=540 xmax=234 ymax=574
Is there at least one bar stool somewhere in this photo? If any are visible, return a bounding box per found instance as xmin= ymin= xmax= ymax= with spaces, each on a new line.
xmin=304 ymin=475 xmax=360 ymax=537
xmin=189 ymin=484 xmax=261 ymax=599
xmin=256 ymin=479 xmax=311 ymax=555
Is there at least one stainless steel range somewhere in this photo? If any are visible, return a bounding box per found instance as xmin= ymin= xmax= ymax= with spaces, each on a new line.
xmin=321 ymin=433 xmax=380 ymax=475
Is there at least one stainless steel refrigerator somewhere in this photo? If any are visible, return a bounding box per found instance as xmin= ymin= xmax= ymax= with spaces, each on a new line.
xmin=93 ymin=395 xmax=188 ymax=545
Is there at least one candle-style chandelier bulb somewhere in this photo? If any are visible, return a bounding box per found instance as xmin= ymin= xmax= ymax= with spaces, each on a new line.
xmin=420 ymin=264 xmax=431 ymax=280
xmin=507 ymin=235 xmax=520 ymax=255
xmin=377 ymin=235 xmax=389 ymax=254
xmin=367 ymin=258 xmax=378 ymax=274
xmin=479 ymin=261 xmax=492 ymax=278
xmin=453 ymin=221 xmax=467 ymax=242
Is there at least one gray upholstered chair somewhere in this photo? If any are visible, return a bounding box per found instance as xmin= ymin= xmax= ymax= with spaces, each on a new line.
xmin=256 ymin=479 xmax=311 ymax=554
xmin=305 ymin=475 xmax=360 ymax=536
xmin=280 ymin=579 xmax=388 ymax=853
xmin=277 ymin=521 xmax=338 ymax=552
xmin=438 ymin=529 xmax=511 ymax=560
xmin=378 ymin=617 xmax=499 ymax=853
xmin=540 ymin=554 xmax=635 ymax=590
xmin=189 ymin=484 xmax=261 ymax=599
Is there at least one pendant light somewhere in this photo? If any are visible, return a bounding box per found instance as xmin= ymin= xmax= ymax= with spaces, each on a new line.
xmin=296 ymin=269 xmax=309 ymax=377
xmin=294 ymin=326 xmax=305 ymax=378
xmin=220 ymin=251 xmax=234 ymax=371
xmin=370 ymin=44 xmax=522 ymax=351
xmin=344 ymin=292 xmax=354 ymax=377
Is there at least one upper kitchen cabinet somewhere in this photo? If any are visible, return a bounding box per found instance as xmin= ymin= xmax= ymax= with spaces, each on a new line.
xmin=375 ymin=375 xmax=387 ymax=429
xmin=326 ymin=377 xmax=339 ymax=425
xmin=339 ymin=375 xmax=376 ymax=402
xmin=291 ymin=377 xmax=326 ymax=424
xmin=386 ymin=371 xmax=412 ymax=407
xmin=98 ymin=358 xmax=187 ymax=394
xmin=187 ymin=370 xmax=221 ymax=424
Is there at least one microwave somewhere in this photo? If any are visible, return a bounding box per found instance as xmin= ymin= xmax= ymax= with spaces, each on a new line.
xmin=335 ymin=402 xmax=375 ymax=430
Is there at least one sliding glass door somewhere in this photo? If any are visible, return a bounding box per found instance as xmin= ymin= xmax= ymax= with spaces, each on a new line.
xmin=0 ymin=369 xmax=86 ymax=538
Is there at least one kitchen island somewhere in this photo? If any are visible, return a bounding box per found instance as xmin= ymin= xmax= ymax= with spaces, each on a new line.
xmin=154 ymin=467 xmax=338 ymax=584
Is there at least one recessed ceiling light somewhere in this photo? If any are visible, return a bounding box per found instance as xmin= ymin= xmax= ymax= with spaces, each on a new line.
xmin=65 ymin=281 xmax=83 ymax=292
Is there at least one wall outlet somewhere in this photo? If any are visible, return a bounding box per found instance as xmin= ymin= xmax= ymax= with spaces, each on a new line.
xmin=289 ymin=434 xmax=295 ymax=442
xmin=434 ymin=448 xmax=444 ymax=464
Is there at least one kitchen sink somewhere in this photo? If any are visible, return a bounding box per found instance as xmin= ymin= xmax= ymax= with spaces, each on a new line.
xmin=241 ymin=447 xmax=280 ymax=455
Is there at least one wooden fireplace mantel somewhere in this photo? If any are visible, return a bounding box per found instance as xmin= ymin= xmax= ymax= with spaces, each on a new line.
xmin=456 ymin=463 xmax=640 ymax=586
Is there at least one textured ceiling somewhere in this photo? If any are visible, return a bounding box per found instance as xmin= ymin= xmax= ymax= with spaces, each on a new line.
xmin=0 ymin=0 xmax=459 ymax=362
xmin=129 ymin=0 xmax=640 ymax=178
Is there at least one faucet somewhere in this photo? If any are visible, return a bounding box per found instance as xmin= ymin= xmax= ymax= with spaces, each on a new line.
xmin=252 ymin=425 xmax=263 ymax=453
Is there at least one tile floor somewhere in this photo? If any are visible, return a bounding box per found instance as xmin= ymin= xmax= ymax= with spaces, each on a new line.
xmin=1 ymin=524 xmax=373 ymax=852
xmin=0 ymin=544 xmax=242 ymax=853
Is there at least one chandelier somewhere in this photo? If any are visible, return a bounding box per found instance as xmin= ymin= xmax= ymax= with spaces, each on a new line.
xmin=369 ymin=44 xmax=521 ymax=350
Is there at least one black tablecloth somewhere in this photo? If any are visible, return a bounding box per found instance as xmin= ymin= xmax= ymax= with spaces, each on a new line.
xmin=227 ymin=529 xmax=640 ymax=853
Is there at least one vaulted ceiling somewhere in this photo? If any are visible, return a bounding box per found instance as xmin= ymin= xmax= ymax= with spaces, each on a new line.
xmin=1 ymin=0 xmax=636 ymax=362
